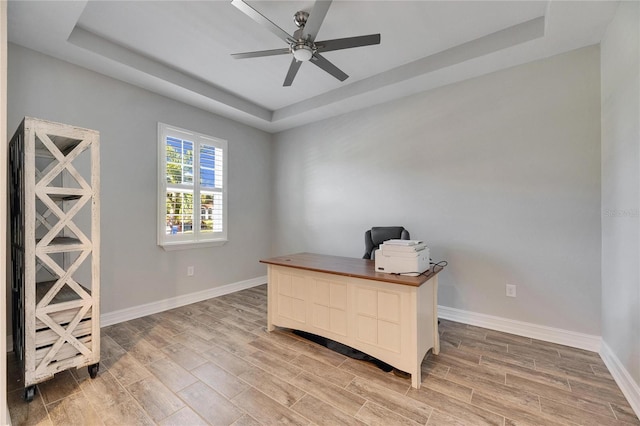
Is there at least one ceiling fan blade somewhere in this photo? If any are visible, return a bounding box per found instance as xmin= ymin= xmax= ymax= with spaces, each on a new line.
xmin=283 ymin=58 xmax=303 ymax=86
xmin=310 ymin=53 xmax=348 ymax=82
xmin=303 ymin=0 xmax=332 ymax=42
xmin=231 ymin=48 xmax=291 ymax=59
xmin=231 ymin=0 xmax=293 ymax=44
xmin=316 ymin=34 xmax=381 ymax=53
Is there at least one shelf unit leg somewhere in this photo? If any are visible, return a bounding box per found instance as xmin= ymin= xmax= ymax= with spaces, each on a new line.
xmin=88 ymin=363 xmax=99 ymax=379
xmin=23 ymin=385 xmax=36 ymax=402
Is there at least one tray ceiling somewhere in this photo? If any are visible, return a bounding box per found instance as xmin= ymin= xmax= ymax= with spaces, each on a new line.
xmin=8 ymin=1 xmax=618 ymax=132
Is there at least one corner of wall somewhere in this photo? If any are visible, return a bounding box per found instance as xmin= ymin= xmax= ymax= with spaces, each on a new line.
xmin=601 ymin=342 xmax=640 ymax=418
xmin=1 ymin=0 xmax=9 ymax=423
xmin=600 ymin=0 xmax=640 ymax=420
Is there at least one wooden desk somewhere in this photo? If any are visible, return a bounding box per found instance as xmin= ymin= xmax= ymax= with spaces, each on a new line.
xmin=260 ymin=252 xmax=441 ymax=388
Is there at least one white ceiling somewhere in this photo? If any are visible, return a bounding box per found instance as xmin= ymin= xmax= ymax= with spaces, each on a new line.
xmin=7 ymin=1 xmax=618 ymax=133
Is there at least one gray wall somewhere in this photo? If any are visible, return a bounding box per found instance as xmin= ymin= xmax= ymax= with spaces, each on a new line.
xmin=601 ymin=0 xmax=640 ymax=387
xmin=272 ymin=46 xmax=602 ymax=335
xmin=7 ymin=44 xmax=272 ymax=316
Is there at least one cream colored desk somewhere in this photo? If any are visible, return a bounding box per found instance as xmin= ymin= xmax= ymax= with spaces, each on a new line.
xmin=260 ymin=252 xmax=441 ymax=389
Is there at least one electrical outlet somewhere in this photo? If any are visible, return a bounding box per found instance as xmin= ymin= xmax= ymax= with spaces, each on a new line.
xmin=187 ymin=266 xmax=194 ymax=276
xmin=506 ymin=284 xmax=517 ymax=298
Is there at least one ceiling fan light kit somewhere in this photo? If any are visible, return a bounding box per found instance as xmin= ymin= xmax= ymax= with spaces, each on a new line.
xmin=292 ymin=45 xmax=314 ymax=62
xmin=230 ymin=0 xmax=381 ymax=86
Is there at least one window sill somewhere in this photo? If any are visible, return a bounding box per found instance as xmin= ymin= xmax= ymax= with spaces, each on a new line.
xmin=160 ymin=239 xmax=228 ymax=251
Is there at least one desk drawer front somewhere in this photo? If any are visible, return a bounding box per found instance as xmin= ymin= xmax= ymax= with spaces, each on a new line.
xmin=355 ymin=287 xmax=402 ymax=353
xmin=312 ymin=279 xmax=347 ymax=336
xmin=274 ymin=270 xmax=349 ymax=336
xmin=276 ymin=272 xmax=307 ymax=322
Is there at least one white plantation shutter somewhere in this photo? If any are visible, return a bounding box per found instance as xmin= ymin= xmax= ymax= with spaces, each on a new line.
xmin=158 ymin=123 xmax=228 ymax=249
xmin=199 ymin=143 xmax=224 ymax=234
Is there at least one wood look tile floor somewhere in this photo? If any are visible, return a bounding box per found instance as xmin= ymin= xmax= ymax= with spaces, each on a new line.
xmin=7 ymin=285 xmax=639 ymax=426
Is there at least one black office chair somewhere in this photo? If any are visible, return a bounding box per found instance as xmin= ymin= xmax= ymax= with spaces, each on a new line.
xmin=363 ymin=226 xmax=410 ymax=260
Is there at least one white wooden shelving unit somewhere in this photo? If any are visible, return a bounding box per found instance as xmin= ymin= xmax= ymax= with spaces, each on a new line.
xmin=9 ymin=117 xmax=100 ymax=401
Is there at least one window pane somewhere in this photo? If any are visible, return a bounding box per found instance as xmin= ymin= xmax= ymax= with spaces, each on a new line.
xmin=183 ymin=166 xmax=193 ymax=184
xmin=166 ymin=191 xmax=194 ymax=235
xmin=200 ymin=144 xmax=223 ymax=189
xmin=166 ymin=137 xmax=194 ymax=185
xmin=200 ymin=192 xmax=223 ymax=233
xmin=184 ymin=141 xmax=194 ymax=165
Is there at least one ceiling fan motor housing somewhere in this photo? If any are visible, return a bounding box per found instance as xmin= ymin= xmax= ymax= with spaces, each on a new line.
xmin=291 ymin=12 xmax=315 ymax=62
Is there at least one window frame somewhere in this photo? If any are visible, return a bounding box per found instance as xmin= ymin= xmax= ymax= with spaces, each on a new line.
xmin=157 ymin=122 xmax=228 ymax=251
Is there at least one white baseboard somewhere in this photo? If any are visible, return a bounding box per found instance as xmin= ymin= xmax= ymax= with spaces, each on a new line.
xmin=6 ymin=276 xmax=267 ymax=351
xmin=3 ymin=279 xmax=270 ymax=422
xmin=437 ymin=305 xmax=602 ymax=352
xmin=600 ymin=341 xmax=640 ymax=419
xmin=101 ymin=275 xmax=267 ymax=327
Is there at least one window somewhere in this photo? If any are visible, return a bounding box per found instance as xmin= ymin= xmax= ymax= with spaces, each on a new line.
xmin=158 ymin=123 xmax=227 ymax=250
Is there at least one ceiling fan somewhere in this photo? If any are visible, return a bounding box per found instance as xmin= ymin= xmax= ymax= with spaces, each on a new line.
xmin=230 ymin=0 xmax=381 ymax=87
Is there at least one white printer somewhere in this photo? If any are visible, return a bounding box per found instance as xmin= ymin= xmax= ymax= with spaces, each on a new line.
xmin=374 ymin=239 xmax=430 ymax=276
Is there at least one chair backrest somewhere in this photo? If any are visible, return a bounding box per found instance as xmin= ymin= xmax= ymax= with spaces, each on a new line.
xmin=363 ymin=226 xmax=410 ymax=260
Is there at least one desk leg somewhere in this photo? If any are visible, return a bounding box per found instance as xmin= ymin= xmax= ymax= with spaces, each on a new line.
xmin=267 ymin=269 xmax=275 ymax=332
xmin=433 ymin=275 xmax=439 ymax=355
xmin=267 ymin=297 xmax=275 ymax=332
xmin=412 ymin=367 xmax=421 ymax=389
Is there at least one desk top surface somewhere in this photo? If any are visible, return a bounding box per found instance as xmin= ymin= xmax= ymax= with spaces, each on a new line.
xmin=260 ymin=252 xmax=442 ymax=287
